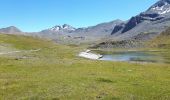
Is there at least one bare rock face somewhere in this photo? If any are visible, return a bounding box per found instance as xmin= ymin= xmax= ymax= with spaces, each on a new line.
xmin=111 ymin=23 xmax=125 ymax=34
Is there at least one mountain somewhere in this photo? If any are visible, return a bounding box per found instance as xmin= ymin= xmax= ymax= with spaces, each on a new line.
xmin=36 ymin=20 xmax=123 ymax=44
xmin=0 ymin=26 xmax=22 ymax=34
xmin=111 ymin=0 xmax=170 ymax=40
xmin=92 ymin=0 xmax=170 ymax=48
xmin=36 ymin=0 xmax=170 ymax=44
xmin=2 ymin=0 xmax=170 ymax=46
xmin=71 ymin=20 xmax=123 ymax=37
xmin=43 ymin=24 xmax=76 ymax=32
xmin=41 ymin=20 xmax=123 ymax=36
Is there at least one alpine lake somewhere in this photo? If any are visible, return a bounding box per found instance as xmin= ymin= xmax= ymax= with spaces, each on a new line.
xmin=93 ymin=50 xmax=170 ymax=64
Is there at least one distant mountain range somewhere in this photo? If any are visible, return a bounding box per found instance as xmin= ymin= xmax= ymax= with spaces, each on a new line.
xmin=30 ymin=20 xmax=123 ymax=44
xmin=1 ymin=0 xmax=170 ymax=45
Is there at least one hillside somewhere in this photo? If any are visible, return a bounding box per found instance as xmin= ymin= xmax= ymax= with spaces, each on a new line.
xmin=92 ymin=27 xmax=170 ymax=49
xmin=148 ymin=27 xmax=170 ymax=49
xmin=0 ymin=34 xmax=170 ymax=100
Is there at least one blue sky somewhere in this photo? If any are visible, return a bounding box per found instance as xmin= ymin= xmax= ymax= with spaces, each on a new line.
xmin=0 ymin=0 xmax=158 ymax=32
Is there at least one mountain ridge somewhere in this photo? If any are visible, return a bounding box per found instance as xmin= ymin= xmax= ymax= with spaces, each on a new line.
xmin=111 ymin=0 xmax=170 ymax=40
xmin=1 ymin=0 xmax=170 ymax=45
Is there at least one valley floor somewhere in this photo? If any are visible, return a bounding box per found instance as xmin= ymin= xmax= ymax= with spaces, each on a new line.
xmin=0 ymin=34 xmax=170 ymax=100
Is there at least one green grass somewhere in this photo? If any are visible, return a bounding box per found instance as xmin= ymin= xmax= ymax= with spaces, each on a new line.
xmin=0 ymin=34 xmax=170 ymax=100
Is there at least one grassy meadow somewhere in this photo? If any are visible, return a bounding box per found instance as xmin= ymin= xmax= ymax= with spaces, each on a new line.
xmin=0 ymin=34 xmax=170 ymax=100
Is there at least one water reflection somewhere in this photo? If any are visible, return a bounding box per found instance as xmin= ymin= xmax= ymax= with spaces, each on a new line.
xmin=96 ymin=51 xmax=169 ymax=63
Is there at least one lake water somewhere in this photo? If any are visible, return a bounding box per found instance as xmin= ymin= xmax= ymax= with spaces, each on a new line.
xmin=94 ymin=50 xmax=169 ymax=63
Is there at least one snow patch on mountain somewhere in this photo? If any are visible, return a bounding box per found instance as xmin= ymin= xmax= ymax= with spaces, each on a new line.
xmin=49 ymin=24 xmax=76 ymax=32
xmin=159 ymin=8 xmax=170 ymax=14
xmin=150 ymin=0 xmax=170 ymax=14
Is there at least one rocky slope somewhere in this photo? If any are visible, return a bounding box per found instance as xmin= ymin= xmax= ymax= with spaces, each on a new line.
xmin=111 ymin=0 xmax=170 ymax=40
xmin=92 ymin=0 xmax=170 ymax=48
xmin=92 ymin=26 xmax=170 ymax=49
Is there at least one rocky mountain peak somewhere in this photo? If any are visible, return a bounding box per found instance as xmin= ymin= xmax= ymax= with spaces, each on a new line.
xmin=49 ymin=24 xmax=76 ymax=32
xmin=62 ymin=24 xmax=75 ymax=30
xmin=148 ymin=0 xmax=170 ymax=15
